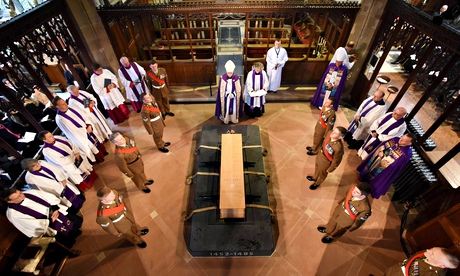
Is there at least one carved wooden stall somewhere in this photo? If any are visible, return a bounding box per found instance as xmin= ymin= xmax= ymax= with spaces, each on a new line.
xmin=0 ymin=0 xmax=93 ymax=174
xmin=96 ymin=0 xmax=360 ymax=85
xmin=351 ymin=0 xmax=460 ymax=262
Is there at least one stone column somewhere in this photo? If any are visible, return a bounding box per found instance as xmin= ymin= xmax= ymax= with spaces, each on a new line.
xmin=64 ymin=0 xmax=119 ymax=73
xmin=341 ymin=0 xmax=389 ymax=106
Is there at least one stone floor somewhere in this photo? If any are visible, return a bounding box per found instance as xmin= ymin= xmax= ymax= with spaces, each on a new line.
xmin=60 ymin=103 xmax=405 ymax=276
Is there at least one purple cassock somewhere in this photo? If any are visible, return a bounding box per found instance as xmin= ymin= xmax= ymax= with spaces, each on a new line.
xmin=357 ymin=137 xmax=412 ymax=199
xmin=8 ymin=193 xmax=74 ymax=236
xmin=311 ymin=63 xmax=348 ymax=110
xmin=214 ymin=73 xmax=242 ymax=119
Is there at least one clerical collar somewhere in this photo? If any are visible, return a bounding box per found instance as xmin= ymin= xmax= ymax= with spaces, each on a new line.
xmin=124 ymin=64 xmax=131 ymax=69
xmin=93 ymin=71 xmax=102 ymax=76
xmin=254 ymin=71 xmax=261 ymax=75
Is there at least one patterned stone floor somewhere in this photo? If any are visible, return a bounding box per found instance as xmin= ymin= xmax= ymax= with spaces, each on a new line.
xmin=61 ymin=103 xmax=405 ymax=276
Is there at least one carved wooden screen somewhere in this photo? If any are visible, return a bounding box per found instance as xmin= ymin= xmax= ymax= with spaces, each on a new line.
xmin=98 ymin=2 xmax=359 ymax=85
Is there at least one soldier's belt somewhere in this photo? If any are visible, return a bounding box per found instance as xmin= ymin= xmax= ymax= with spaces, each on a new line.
xmin=98 ymin=203 xmax=126 ymax=217
xmin=127 ymin=155 xmax=140 ymax=165
xmin=150 ymin=116 xmax=161 ymax=122
xmin=152 ymin=84 xmax=165 ymax=89
xmin=112 ymin=214 xmax=125 ymax=223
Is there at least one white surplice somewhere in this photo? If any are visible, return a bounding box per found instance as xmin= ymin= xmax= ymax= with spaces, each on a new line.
xmin=55 ymin=106 xmax=99 ymax=162
xmin=25 ymin=160 xmax=80 ymax=208
xmin=351 ymin=97 xmax=387 ymax=140
xmin=244 ymin=70 xmax=269 ymax=108
xmin=266 ymin=46 xmax=288 ymax=91
xmin=42 ymin=135 xmax=93 ymax=184
xmin=6 ymin=189 xmax=69 ymax=237
xmin=90 ymin=69 xmax=126 ymax=110
xmin=358 ymin=112 xmax=407 ymax=159
xmin=118 ymin=62 xmax=149 ymax=102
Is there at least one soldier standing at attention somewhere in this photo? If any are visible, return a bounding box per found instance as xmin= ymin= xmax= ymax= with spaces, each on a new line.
xmin=140 ymin=93 xmax=170 ymax=153
xmin=109 ymin=132 xmax=154 ymax=193
xmin=306 ymin=126 xmax=346 ymax=190
xmin=306 ymin=98 xmax=336 ymax=156
xmin=317 ymin=182 xmax=371 ymax=244
xmin=385 ymin=247 xmax=459 ymax=275
xmin=146 ymin=61 xmax=174 ymax=118
xmin=96 ymin=186 xmax=149 ymax=248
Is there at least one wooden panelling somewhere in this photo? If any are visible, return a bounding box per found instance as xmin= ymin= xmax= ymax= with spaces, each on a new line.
xmin=138 ymin=60 xmax=216 ymax=85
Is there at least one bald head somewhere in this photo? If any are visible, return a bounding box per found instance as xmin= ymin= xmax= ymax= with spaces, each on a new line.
xmin=373 ymin=89 xmax=385 ymax=101
xmin=392 ymin=107 xmax=407 ymax=120
xmin=424 ymin=247 xmax=459 ymax=269
xmin=345 ymin=41 xmax=355 ymax=53
xmin=120 ymin=56 xmax=130 ymax=67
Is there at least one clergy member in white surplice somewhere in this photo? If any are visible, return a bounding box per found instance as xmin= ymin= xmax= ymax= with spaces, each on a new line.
xmin=39 ymin=131 xmax=93 ymax=185
xmin=244 ymin=62 xmax=269 ymax=118
xmin=67 ymin=85 xmax=112 ymax=143
xmin=53 ymin=96 xmax=99 ymax=163
xmin=22 ymin=158 xmax=85 ymax=213
xmin=266 ymin=38 xmax=288 ymax=93
xmin=67 ymin=84 xmax=99 ymax=109
xmin=346 ymin=89 xmax=387 ymax=149
xmin=358 ymin=107 xmax=407 ymax=160
xmin=118 ymin=56 xmax=149 ymax=112
xmin=214 ymin=60 xmax=242 ymax=124
xmin=4 ymin=188 xmax=80 ymax=239
xmin=90 ymin=63 xmax=130 ymax=124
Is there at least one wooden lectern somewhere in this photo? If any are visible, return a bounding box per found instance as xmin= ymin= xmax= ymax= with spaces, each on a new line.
xmin=219 ymin=133 xmax=245 ymax=219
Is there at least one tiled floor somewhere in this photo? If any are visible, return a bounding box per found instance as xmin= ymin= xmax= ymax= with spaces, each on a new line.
xmin=61 ymin=103 xmax=405 ymax=276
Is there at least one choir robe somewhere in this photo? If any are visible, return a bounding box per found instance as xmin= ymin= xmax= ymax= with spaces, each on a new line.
xmin=358 ymin=112 xmax=407 ymax=159
xmin=118 ymin=62 xmax=149 ymax=112
xmin=6 ymin=189 xmax=70 ymax=238
xmin=90 ymin=69 xmax=130 ymax=124
xmin=42 ymin=135 xmax=93 ymax=185
xmin=55 ymin=106 xmax=99 ymax=162
xmin=311 ymin=63 xmax=348 ymax=110
xmin=215 ymin=74 xmax=242 ymax=124
xmin=68 ymin=90 xmax=112 ymax=142
xmin=357 ymin=138 xmax=412 ymax=198
xmin=266 ymin=46 xmax=288 ymax=91
xmin=348 ymin=97 xmax=387 ymax=141
xmin=87 ymin=106 xmax=112 ymax=142
xmin=244 ymin=69 xmax=269 ymax=117
xmin=25 ymin=160 xmax=83 ymax=210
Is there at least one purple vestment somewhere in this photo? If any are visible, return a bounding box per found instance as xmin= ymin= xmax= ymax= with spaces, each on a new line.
xmin=357 ymin=137 xmax=412 ymax=199
xmin=311 ymin=63 xmax=348 ymax=110
xmin=215 ymin=73 xmax=242 ymax=119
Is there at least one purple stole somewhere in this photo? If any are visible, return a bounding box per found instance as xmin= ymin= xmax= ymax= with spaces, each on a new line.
xmin=250 ymin=70 xmax=264 ymax=107
xmin=362 ymin=113 xmax=405 ymax=153
xmin=90 ymin=108 xmax=111 ymax=134
xmin=348 ymin=99 xmax=383 ymax=134
xmin=119 ymin=63 xmax=145 ymax=101
xmin=378 ymin=113 xmax=405 ymax=135
xmin=8 ymin=193 xmax=74 ymax=235
xmin=44 ymin=138 xmax=72 ymax=157
xmin=58 ymin=107 xmax=85 ymax=128
xmin=31 ymin=164 xmax=59 ymax=182
xmin=220 ymin=74 xmax=238 ymax=115
xmin=70 ymin=93 xmax=89 ymax=106
xmin=31 ymin=165 xmax=82 ymax=209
